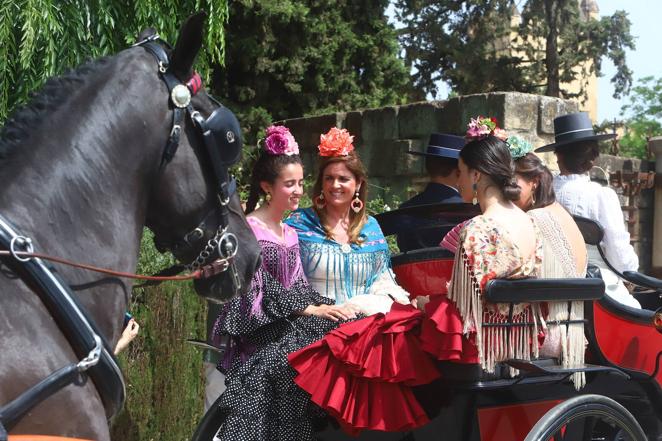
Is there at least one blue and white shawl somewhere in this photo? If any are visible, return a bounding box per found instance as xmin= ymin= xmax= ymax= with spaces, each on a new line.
xmin=285 ymin=207 xmax=395 ymax=306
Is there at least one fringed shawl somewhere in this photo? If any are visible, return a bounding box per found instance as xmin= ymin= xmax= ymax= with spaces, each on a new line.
xmin=285 ymin=208 xmax=391 ymax=304
xmin=447 ymin=215 xmax=542 ymax=374
xmin=530 ymin=208 xmax=587 ymax=389
xmin=245 ymin=217 xmax=305 ymax=315
xmin=212 ymin=216 xmax=332 ymax=369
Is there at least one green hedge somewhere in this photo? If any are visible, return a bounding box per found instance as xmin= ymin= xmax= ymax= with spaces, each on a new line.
xmin=110 ymin=230 xmax=207 ymax=441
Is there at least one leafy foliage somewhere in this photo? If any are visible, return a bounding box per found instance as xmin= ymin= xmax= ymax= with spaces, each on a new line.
xmin=619 ymin=76 xmax=662 ymax=159
xmin=212 ymin=0 xmax=411 ymax=147
xmin=518 ymin=0 xmax=634 ymax=99
xmin=367 ymin=186 xmax=402 ymax=254
xmin=112 ymin=230 xmax=207 ymax=441
xmin=0 ymin=0 xmax=228 ymax=121
xmin=395 ymin=0 xmax=635 ymax=101
xmin=396 ymin=0 xmax=523 ymax=99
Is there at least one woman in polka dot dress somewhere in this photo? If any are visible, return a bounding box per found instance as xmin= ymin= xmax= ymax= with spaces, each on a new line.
xmin=210 ymin=126 xmax=360 ymax=440
xmin=210 ymin=127 xmax=409 ymax=440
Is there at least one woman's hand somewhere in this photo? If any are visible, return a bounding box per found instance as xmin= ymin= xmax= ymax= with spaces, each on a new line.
xmin=302 ymin=304 xmax=358 ymax=321
xmin=411 ymin=295 xmax=430 ymax=312
xmin=114 ymin=318 xmax=140 ymax=354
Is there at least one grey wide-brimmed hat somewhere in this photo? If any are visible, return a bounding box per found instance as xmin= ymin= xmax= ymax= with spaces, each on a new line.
xmin=407 ymin=133 xmax=465 ymax=159
xmin=535 ymin=112 xmax=615 ymax=153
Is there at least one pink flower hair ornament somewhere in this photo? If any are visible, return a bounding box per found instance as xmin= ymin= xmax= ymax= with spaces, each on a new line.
xmin=318 ymin=127 xmax=355 ymax=157
xmin=465 ymin=116 xmax=508 ymax=142
xmin=263 ymin=125 xmax=299 ymax=156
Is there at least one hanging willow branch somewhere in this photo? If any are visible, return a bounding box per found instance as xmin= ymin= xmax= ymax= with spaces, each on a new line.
xmin=0 ymin=0 xmax=228 ymax=121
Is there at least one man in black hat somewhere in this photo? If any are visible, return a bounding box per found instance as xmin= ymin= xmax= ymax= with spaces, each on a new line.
xmin=536 ymin=111 xmax=640 ymax=308
xmin=396 ymin=133 xmax=465 ymax=252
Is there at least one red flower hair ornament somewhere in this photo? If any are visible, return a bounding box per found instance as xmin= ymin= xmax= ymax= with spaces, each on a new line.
xmin=318 ymin=127 xmax=355 ymax=157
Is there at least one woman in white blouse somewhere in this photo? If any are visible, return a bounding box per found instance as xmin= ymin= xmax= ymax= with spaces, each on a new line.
xmin=286 ymin=127 xmax=410 ymax=316
xmin=536 ymin=112 xmax=640 ymax=308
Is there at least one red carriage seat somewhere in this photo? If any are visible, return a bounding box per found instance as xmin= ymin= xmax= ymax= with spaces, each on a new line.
xmin=573 ymin=215 xmax=662 ymax=389
xmin=587 ymin=294 xmax=662 ymax=388
xmin=375 ymin=202 xmax=478 ymax=301
xmin=391 ymin=247 xmax=454 ymax=299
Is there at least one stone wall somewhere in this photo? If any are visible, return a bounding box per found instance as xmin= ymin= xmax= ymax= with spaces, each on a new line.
xmin=283 ymin=92 xmax=579 ymax=200
xmin=588 ymin=155 xmax=654 ymax=274
xmin=282 ymin=92 xmax=652 ymax=269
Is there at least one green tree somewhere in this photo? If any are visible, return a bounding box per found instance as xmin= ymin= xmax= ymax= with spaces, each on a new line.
xmin=396 ymin=0 xmax=524 ymax=99
xmin=519 ymin=0 xmax=634 ymax=100
xmin=395 ymin=0 xmax=635 ymax=101
xmin=619 ymin=76 xmax=662 ymax=159
xmin=212 ymin=0 xmax=411 ymax=144
xmin=0 ymin=0 xmax=228 ymax=121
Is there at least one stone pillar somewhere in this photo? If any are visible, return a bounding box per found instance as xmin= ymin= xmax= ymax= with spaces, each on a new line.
xmin=649 ymin=136 xmax=662 ymax=275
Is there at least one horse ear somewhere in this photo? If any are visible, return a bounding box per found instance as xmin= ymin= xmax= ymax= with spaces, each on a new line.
xmin=170 ymin=11 xmax=207 ymax=80
xmin=136 ymin=27 xmax=157 ymax=43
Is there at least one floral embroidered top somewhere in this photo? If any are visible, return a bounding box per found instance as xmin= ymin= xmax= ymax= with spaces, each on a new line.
xmin=448 ymin=214 xmax=543 ymax=372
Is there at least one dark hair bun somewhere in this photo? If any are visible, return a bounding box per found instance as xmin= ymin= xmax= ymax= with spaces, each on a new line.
xmin=460 ymin=136 xmax=521 ymax=202
xmin=555 ymin=141 xmax=600 ymax=174
xmin=501 ymin=177 xmax=521 ymax=201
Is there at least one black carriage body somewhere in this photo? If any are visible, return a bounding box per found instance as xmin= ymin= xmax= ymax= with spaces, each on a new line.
xmin=309 ymin=298 xmax=661 ymax=441
xmin=194 ymin=204 xmax=662 ymax=441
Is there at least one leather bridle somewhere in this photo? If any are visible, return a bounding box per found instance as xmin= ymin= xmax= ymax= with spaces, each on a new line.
xmin=0 ymin=35 xmax=247 ymax=435
xmin=134 ymin=35 xmax=243 ymax=296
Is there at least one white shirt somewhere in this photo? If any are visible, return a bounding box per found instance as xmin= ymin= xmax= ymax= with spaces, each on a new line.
xmin=554 ymin=173 xmax=640 ymax=308
xmin=554 ymin=173 xmax=638 ymax=272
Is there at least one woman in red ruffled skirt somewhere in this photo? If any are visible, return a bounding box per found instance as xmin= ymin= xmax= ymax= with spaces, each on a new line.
xmin=288 ymin=120 xmax=544 ymax=435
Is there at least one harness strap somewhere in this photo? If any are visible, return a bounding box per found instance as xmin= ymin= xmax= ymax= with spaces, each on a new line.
xmin=190 ymin=110 xmax=232 ymax=223
xmin=160 ymin=107 xmax=184 ymax=168
xmin=0 ymin=216 xmax=125 ymax=424
xmin=140 ymin=40 xmax=170 ymax=73
xmin=0 ymin=364 xmax=82 ymax=434
xmin=135 ymin=37 xmax=240 ymax=291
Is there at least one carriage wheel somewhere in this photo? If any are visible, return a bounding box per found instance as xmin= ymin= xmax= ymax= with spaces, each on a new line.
xmin=190 ymin=402 xmax=226 ymax=441
xmin=524 ymin=395 xmax=647 ymax=441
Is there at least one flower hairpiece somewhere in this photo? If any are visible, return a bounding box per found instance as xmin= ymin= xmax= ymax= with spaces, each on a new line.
xmin=466 ymin=116 xmax=508 ymax=141
xmin=507 ymin=135 xmax=534 ymax=160
xmin=263 ymin=125 xmax=299 ymax=156
xmin=318 ymin=127 xmax=355 ymax=157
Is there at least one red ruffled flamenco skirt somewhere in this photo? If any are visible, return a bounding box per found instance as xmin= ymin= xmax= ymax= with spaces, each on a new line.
xmin=288 ymin=299 xmax=479 ymax=435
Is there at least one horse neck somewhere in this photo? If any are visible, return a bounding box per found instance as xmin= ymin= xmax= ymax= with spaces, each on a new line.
xmin=0 ymin=51 xmax=168 ymax=284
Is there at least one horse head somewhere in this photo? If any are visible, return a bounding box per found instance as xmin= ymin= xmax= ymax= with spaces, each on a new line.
xmin=138 ymin=13 xmax=261 ymax=303
xmin=0 ymin=13 xmax=260 ymax=439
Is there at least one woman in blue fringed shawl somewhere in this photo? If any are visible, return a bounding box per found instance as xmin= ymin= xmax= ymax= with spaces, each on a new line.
xmin=209 ymin=127 xmax=409 ymax=441
xmin=285 ymin=127 xmax=410 ymax=316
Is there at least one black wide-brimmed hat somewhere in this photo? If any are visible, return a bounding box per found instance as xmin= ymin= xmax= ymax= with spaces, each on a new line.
xmin=535 ymin=112 xmax=615 ymax=153
xmin=407 ymin=133 xmax=465 ymax=159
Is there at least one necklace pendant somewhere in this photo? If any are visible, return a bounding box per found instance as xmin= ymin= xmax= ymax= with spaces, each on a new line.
xmin=340 ymin=243 xmax=351 ymax=254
